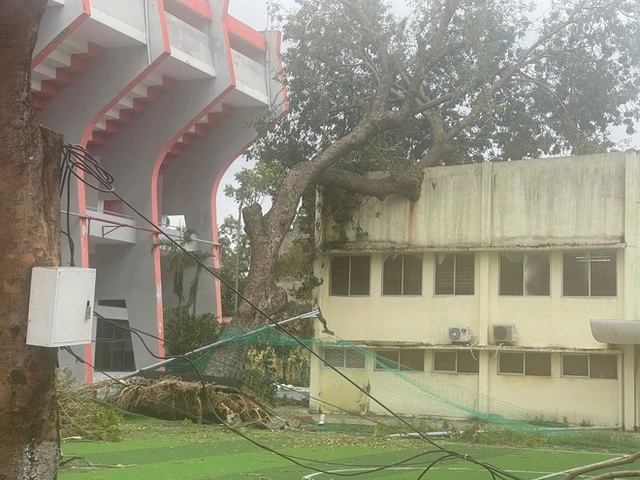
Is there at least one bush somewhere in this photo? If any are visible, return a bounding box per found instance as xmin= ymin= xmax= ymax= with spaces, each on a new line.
xmin=163 ymin=306 xmax=221 ymax=356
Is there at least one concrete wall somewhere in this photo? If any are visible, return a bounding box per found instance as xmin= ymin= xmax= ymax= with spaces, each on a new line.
xmin=91 ymin=0 xmax=146 ymax=33
xmin=321 ymin=154 xmax=627 ymax=250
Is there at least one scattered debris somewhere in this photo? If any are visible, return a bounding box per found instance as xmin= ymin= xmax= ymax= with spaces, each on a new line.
xmin=57 ymin=369 xmax=122 ymax=441
xmin=93 ymin=375 xmax=279 ymax=427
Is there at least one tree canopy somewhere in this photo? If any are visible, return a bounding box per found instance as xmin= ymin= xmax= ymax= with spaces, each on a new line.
xmin=232 ymin=0 xmax=639 ymax=208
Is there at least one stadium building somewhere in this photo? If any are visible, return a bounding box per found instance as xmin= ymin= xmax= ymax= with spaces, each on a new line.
xmin=33 ymin=0 xmax=284 ymax=381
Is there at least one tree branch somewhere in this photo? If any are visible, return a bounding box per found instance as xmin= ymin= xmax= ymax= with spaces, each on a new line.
xmin=439 ymin=1 xmax=615 ymax=145
xmin=562 ymin=451 xmax=640 ymax=480
xmin=317 ymin=166 xmax=424 ymax=201
xmin=397 ymin=0 xmax=462 ymax=119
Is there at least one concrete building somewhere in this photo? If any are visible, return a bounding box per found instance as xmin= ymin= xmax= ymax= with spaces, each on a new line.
xmin=34 ymin=0 xmax=284 ymax=381
xmin=311 ymin=151 xmax=640 ymax=429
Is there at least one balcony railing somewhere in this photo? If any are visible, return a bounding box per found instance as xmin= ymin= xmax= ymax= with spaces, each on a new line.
xmin=90 ymin=0 xmax=146 ymax=43
xmin=85 ymin=207 xmax=137 ymax=244
xmin=166 ymin=12 xmax=215 ymax=77
xmin=231 ymin=49 xmax=268 ymax=103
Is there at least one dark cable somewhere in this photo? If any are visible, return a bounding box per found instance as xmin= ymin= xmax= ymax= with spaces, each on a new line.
xmin=61 ymin=345 xmax=454 ymax=478
xmin=60 ymin=144 xmax=434 ymax=440
xmin=62 ymin=144 xmax=524 ymax=480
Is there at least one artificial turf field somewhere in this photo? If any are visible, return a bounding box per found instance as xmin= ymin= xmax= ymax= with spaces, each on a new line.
xmin=58 ymin=417 xmax=633 ymax=480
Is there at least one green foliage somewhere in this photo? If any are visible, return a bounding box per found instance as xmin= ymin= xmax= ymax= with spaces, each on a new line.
xmin=243 ymin=312 xmax=313 ymax=388
xmin=242 ymin=357 xmax=277 ymax=404
xmin=163 ymin=306 xmax=221 ymax=356
xmin=57 ymin=369 xmax=122 ymax=441
xmin=235 ymin=0 xmax=640 ymax=216
xmin=223 ymin=162 xmax=286 ymax=206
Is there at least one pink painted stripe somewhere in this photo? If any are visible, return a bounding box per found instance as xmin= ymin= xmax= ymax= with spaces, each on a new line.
xmin=172 ymin=0 xmax=212 ymax=20
xmin=157 ymin=0 xmax=172 ymax=54
xmin=210 ymin=137 xmax=258 ymax=322
xmin=227 ymin=15 xmax=267 ymax=52
xmin=76 ymin=54 xmax=171 ymax=383
xmin=220 ymin=0 xmax=236 ymax=87
xmin=32 ymin=4 xmax=91 ymax=68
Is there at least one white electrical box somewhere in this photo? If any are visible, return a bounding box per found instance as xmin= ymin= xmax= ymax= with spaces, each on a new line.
xmin=26 ymin=267 xmax=96 ymax=347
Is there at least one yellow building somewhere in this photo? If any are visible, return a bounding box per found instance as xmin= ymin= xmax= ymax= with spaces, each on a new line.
xmin=311 ymin=151 xmax=640 ymax=428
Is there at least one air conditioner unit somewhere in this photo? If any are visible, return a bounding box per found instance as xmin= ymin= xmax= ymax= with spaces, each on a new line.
xmin=448 ymin=326 xmax=470 ymax=343
xmin=493 ymin=324 xmax=517 ymax=343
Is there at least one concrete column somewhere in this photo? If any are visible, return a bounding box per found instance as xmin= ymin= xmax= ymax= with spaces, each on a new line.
xmin=623 ymin=152 xmax=638 ymax=320
xmin=622 ymin=345 xmax=636 ymax=429
xmin=478 ymin=350 xmax=490 ymax=414
xmin=622 ymin=152 xmax=640 ymax=429
xmin=477 ymin=162 xmax=494 ymax=413
xmin=308 ymin=345 xmax=323 ymax=413
xmin=550 ymin=251 xmax=563 ymax=298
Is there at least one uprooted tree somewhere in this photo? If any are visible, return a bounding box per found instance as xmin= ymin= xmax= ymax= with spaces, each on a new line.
xmin=205 ymin=0 xmax=640 ymax=376
xmin=0 ymin=0 xmax=62 ymax=478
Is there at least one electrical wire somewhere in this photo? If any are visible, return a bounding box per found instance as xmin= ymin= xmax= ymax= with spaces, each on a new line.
xmin=60 ymin=144 xmax=435 ymax=439
xmin=61 ymin=340 xmax=456 ymax=477
xmin=61 ymin=144 xmax=523 ymax=479
xmin=93 ymin=299 xmax=517 ymax=477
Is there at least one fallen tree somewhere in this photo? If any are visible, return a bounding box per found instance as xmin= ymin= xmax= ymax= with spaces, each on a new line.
xmin=206 ymin=0 xmax=640 ymax=378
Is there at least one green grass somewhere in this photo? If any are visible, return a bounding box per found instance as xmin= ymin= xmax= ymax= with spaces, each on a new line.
xmin=58 ymin=416 xmax=639 ymax=480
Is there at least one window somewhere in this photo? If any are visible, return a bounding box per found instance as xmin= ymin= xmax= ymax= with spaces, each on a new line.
xmin=323 ymin=348 xmax=365 ymax=369
xmin=375 ymin=349 xmax=424 ymax=371
xmin=433 ymin=350 xmax=479 ymax=373
xmin=563 ymin=250 xmax=616 ymax=297
xmin=383 ymin=254 xmax=422 ymax=295
xmin=435 ymin=253 xmax=474 ymax=295
xmin=94 ymin=318 xmax=135 ymax=371
xmin=562 ymin=354 xmax=617 ymax=379
xmin=330 ymin=255 xmax=370 ymax=296
xmin=498 ymin=352 xmax=551 ymax=376
xmin=500 ymin=253 xmax=550 ymax=296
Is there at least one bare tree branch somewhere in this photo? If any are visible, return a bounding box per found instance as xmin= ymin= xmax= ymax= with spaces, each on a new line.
xmin=562 ymin=451 xmax=640 ymax=480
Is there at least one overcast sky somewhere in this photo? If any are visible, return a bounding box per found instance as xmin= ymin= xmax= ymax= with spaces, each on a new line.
xmin=217 ymin=0 xmax=639 ymax=224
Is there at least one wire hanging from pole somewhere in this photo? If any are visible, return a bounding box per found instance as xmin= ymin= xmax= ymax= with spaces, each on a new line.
xmin=60 ymin=144 xmax=524 ymax=480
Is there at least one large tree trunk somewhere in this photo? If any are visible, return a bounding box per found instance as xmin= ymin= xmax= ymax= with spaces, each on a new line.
xmin=203 ymin=164 xmax=306 ymax=380
xmin=0 ymin=1 xmax=62 ymax=478
xmin=203 ymin=202 xmax=289 ymax=379
xmin=204 ymin=125 xmax=424 ymax=381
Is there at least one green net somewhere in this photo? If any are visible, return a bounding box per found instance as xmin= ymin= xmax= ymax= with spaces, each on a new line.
xmin=134 ymin=319 xmax=637 ymax=453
